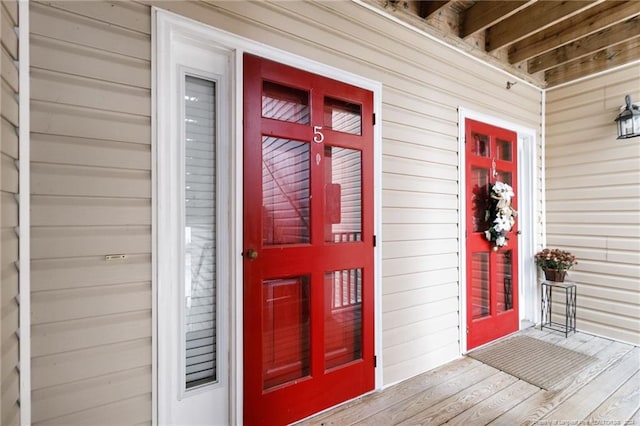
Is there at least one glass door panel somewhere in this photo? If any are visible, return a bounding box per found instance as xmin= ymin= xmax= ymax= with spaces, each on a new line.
xmin=497 ymin=250 xmax=513 ymax=313
xmin=471 ymin=132 xmax=490 ymax=157
xmin=262 ymin=276 xmax=311 ymax=390
xmin=324 ymin=146 xmax=362 ymax=243
xmin=497 ymin=170 xmax=513 ymax=186
xmin=324 ymin=269 xmax=362 ymax=370
xmin=262 ymin=137 xmax=310 ymax=245
xmin=471 ymin=252 xmax=490 ymax=319
xmin=262 ymin=81 xmax=310 ymax=124
xmin=470 ymin=166 xmax=490 ymax=233
xmin=323 ymin=97 xmax=362 ymax=135
xmin=496 ymin=139 xmax=513 ymax=162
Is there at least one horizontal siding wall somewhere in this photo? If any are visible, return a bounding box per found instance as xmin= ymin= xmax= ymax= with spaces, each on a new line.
xmin=546 ymin=65 xmax=640 ymax=345
xmin=1 ymin=1 xmax=20 ymax=425
xmin=28 ymin=2 xmax=545 ymax=421
xmin=153 ymin=0 xmax=543 ymax=385
xmin=29 ymin=1 xmax=152 ymax=425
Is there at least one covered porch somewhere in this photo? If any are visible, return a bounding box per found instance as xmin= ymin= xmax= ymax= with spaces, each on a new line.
xmin=0 ymin=1 xmax=638 ymax=424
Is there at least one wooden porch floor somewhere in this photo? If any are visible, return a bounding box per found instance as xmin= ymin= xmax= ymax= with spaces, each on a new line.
xmin=299 ymin=327 xmax=640 ymax=425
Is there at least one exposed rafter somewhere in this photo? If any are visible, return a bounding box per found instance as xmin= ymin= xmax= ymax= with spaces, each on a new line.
xmin=508 ymin=0 xmax=640 ymax=64
xmin=418 ymin=0 xmax=450 ymax=19
xmin=528 ymin=17 xmax=640 ymax=74
xmin=366 ymin=0 xmax=640 ymax=87
xmin=485 ymin=0 xmax=601 ymax=52
xmin=461 ymin=1 xmax=534 ymax=39
xmin=545 ymin=37 xmax=640 ymax=86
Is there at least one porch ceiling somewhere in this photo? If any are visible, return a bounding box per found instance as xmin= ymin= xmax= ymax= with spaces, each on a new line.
xmin=364 ymin=0 xmax=640 ymax=88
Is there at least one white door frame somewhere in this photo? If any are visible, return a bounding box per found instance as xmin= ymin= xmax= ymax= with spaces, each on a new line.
xmin=155 ymin=12 xmax=234 ymax=425
xmin=457 ymin=107 xmax=539 ymax=353
xmin=153 ymin=8 xmax=384 ymax=424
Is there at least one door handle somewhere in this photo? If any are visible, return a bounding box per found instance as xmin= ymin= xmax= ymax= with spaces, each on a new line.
xmin=246 ymin=248 xmax=258 ymax=260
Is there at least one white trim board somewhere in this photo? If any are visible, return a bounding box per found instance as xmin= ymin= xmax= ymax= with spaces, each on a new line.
xmin=457 ymin=108 xmax=539 ymax=354
xmin=153 ymin=8 xmax=384 ymax=424
xmin=150 ymin=8 xmax=158 ymax=425
xmin=18 ymin=1 xmax=32 ymax=424
xmin=540 ymin=91 xmax=547 ymax=252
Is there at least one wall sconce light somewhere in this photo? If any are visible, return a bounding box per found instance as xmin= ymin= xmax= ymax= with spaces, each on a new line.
xmin=615 ymin=95 xmax=640 ymax=139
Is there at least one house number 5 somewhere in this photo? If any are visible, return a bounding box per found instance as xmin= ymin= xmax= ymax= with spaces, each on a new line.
xmin=313 ymin=126 xmax=325 ymax=144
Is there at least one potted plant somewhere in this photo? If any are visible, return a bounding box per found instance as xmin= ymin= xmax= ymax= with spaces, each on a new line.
xmin=534 ymin=248 xmax=577 ymax=282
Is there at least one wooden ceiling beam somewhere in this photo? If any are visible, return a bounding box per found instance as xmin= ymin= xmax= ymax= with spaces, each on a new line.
xmin=509 ymin=0 xmax=640 ymax=64
xmin=485 ymin=0 xmax=601 ymax=52
xmin=461 ymin=1 xmax=535 ymax=39
xmin=545 ymin=38 xmax=640 ymax=87
xmin=528 ymin=17 xmax=640 ymax=74
xmin=418 ymin=1 xmax=450 ymax=19
xmin=364 ymin=0 xmax=639 ymax=88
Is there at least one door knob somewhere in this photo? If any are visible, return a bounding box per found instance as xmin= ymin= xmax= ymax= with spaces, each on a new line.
xmin=246 ymin=248 xmax=258 ymax=260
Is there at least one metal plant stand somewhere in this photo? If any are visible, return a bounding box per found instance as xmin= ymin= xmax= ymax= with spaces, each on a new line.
xmin=541 ymin=281 xmax=577 ymax=337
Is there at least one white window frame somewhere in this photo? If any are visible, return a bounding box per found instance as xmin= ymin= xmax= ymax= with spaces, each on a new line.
xmin=457 ymin=107 xmax=539 ymax=353
xmin=155 ymin=12 xmax=234 ymax=424
xmin=177 ymin=65 xmax=229 ymax=396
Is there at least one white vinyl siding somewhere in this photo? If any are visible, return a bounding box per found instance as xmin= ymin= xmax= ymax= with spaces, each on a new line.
xmin=27 ymin=2 xmax=546 ymax=423
xmin=29 ymin=1 xmax=152 ymax=424
xmin=1 ymin=1 xmax=20 ymax=424
xmin=154 ymin=0 xmax=543 ymax=385
xmin=545 ymin=64 xmax=640 ymax=345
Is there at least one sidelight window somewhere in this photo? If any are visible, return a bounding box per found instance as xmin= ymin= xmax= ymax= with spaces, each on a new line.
xmin=184 ymin=76 xmax=218 ymax=389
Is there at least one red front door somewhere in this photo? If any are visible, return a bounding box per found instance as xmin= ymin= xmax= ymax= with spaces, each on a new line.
xmin=243 ymin=54 xmax=375 ymax=425
xmin=465 ymin=118 xmax=519 ymax=350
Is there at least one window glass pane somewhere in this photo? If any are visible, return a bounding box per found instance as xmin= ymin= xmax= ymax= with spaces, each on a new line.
xmin=497 ymin=250 xmax=513 ymax=313
xmin=470 ymin=167 xmax=490 ymax=233
xmin=325 ymin=269 xmax=362 ymax=370
xmin=262 ymin=81 xmax=310 ymax=124
xmin=471 ymin=132 xmax=490 ymax=157
xmin=262 ymin=276 xmax=311 ymax=390
xmin=324 ymin=146 xmax=362 ymax=243
xmin=324 ymin=97 xmax=362 ymax=135
xmin=262 ymin=137 xmax=310 ymax=245
xmin=471 ymin=252 xmax=490 ymax=320
xmin=497 ymin=139 xmax=512 ymax=162
xmin=497 ymin=171 xmax=512 ymax=186
xmin=184 ymin=76 xmax=217 ymax=389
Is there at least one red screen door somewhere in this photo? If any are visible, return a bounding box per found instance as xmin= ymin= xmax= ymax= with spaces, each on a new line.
xmin=243 ymin=54 xmax=375 ymax=425
xmin=465 ymin=118 xmax=519 ymax=350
